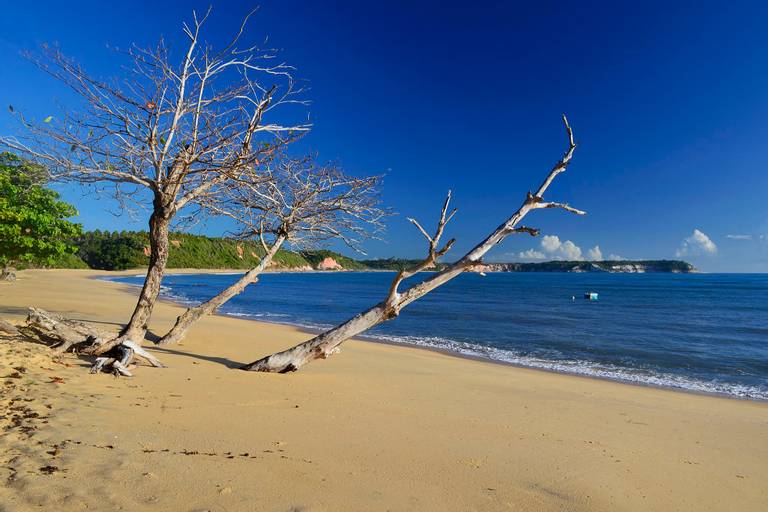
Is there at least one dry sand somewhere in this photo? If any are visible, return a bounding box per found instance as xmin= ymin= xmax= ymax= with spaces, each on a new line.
xmin=1 ymin=269 xmax=767 ymax=512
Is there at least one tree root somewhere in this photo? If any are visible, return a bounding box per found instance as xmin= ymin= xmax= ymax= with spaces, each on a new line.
xmin=6 ymin=307 xmax=164 ymax=376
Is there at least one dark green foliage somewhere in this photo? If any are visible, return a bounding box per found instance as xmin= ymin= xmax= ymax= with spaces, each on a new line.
xmin=361 ymin=258 xmax=447 ymax=271
xmin=75 ymin=230 xmax=147 ymax=270
xmin=0 ymin=153 xmax=82 ymax=268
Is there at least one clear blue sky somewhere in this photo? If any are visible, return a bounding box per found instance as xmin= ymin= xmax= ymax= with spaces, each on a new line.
xmin=2 ymin=1 xmax=767 ymax=271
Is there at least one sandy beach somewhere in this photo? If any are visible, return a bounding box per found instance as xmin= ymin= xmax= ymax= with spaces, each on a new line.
xmin=1 ymin=269 xmax=766 ymax=511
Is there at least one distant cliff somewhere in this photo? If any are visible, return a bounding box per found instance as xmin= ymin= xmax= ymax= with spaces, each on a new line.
xmin=362 ymin=259 xmax=696 ymax=273
xmin=470 ymin=260 xmax=697 ymax=273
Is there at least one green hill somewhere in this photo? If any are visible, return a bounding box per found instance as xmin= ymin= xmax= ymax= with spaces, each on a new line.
xmin=70 ymin=231 xmax=312 ymax=271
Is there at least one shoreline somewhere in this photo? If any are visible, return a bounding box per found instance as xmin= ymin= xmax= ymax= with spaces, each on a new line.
xmin=98 ymin=272 xmax=767 ymax=403
xmin=2 ymin=269 xmax=766 ymax=511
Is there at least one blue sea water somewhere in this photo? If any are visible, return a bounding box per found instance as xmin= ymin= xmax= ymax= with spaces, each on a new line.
xmin=108 ymin=272 xmax=768 ymax=400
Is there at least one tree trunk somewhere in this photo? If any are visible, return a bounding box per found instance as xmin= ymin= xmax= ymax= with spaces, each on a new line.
xmin=122 ymin=203 xmax=172 ymax=341
xmin=86 ymin=196 xmax=174 ymax=356
xmin=157 ymin=235 xmax=286 ymax=345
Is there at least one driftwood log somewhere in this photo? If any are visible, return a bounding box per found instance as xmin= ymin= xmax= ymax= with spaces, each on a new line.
xmin=21 ymin=307 xmax=111 ymax=353
xmin=12 ymin=307 xmax=164 ymax=375
xmin=243 ymin=115 xmax=585 ymax=373
xmin=0 ymin=319 xmax=19 ymax=335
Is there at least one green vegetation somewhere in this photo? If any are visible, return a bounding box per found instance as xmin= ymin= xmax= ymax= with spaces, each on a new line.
xmin=361 ymin=258 xmax=448 ymax=271
xmin=71 ymin=231 xmax=313 ymax=271
xmin=0 ymin=153 xmax=82 ymax=270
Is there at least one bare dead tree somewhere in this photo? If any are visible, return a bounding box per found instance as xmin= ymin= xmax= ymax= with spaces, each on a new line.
xmin=242 ymin=115 xmax=585 ymax=372
xmin=1 ymin=8 xmax=309 ymax=356
xmin=157 ymin=155 xmax=385 ymax=345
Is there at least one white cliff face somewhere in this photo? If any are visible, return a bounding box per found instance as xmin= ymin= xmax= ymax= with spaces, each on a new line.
xmin=608 ymin=264 xmax=646 ymax=273
xmin=456 ymin=261 xmax=694 ymax=273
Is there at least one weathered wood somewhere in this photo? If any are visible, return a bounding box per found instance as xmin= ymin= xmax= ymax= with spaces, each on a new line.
xmin=90 ymin=344 xmax=134 ymax=377
xmin=23 ymin=307 xmax=110 ymax=352
xmin=0 ymin=319 xmax=19 ymax=335
xmin=122 ymin=339 xmax=165 ymax=368
xmin=13 ymin=307 xmax=163 ymax=375
xmin=243 ymin=115 xmax=585 ymax=373
xmin=104 ymin=204 xmax=173 ymax=352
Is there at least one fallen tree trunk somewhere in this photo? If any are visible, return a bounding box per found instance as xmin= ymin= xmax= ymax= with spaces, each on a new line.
xmin=157 ymin=234 xmax=286 ymax=345
xmin=0 ymin=319 xmax=19 ymax=335
xmin=243 ymin=115 xmax=584 ymax=373
xmin=22 ymin=307 xmax=111 ymax=353
xmin=11 ymin=307 xmax=164 ymax=374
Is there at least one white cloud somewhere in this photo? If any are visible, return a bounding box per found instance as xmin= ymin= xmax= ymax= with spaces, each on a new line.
xmin=608 ymin=253 xmax=624 ymax=260
xmin=517 ymin=249 xmax=546 ymax=260
xmin=559 ymin=240 xmax=582 ymax=260
xmin=676 ymin=229 xmax=717 ymax=257
xmin=540 ymin=235 xmax=562 ymax=253
xmin=521 ymin=235 xmax=583 ymax=261
xmin=517 ymin=236 xmax=621 ymax=262
xmin=726 ymin=234 xmax=752 ymax=240
xmin=586 ymin=245 xmax=603 ymax=261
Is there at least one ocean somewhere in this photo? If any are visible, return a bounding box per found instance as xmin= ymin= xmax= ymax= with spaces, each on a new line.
xmin=107 ymin=271 xmax=768 ymax=400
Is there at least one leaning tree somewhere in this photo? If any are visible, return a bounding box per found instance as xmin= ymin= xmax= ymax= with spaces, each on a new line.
xmin=0 ymin=8 xmax=308 ymax=354
xmin=156 ymin=154 xmax=385 ymax=345
xmin=243 ymin=115 xmax=585 ymax=372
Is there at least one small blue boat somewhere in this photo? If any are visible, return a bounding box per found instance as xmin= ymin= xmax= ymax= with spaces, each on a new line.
xmin=584 ymin=292 xmax=599 ymax=301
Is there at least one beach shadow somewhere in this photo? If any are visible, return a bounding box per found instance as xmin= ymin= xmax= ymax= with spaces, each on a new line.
xmin=0 ymin=305 xmax=35 ymax=316
xmin=149 ymin=346 xmax=244 ymax=369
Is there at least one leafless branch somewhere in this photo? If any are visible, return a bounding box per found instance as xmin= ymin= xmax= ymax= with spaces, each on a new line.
xmin=243 ymin=115 xmax=588 ymax=372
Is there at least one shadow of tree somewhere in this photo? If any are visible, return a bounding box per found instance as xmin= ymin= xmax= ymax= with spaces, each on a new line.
xmin=0 ymin=305 xmax=35 ymax=317
xmin=150 ymin=346 xmax=244 ymax=369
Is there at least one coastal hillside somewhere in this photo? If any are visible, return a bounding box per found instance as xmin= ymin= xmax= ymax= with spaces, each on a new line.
xmin=474 ymin=260 xmax=697 ymax=273
xmin=33 ymin=230 xmax=697 ymax=273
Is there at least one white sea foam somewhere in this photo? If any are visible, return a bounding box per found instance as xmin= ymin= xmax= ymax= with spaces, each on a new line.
xmin=363 ymin=333 xmax=768 ymax=400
